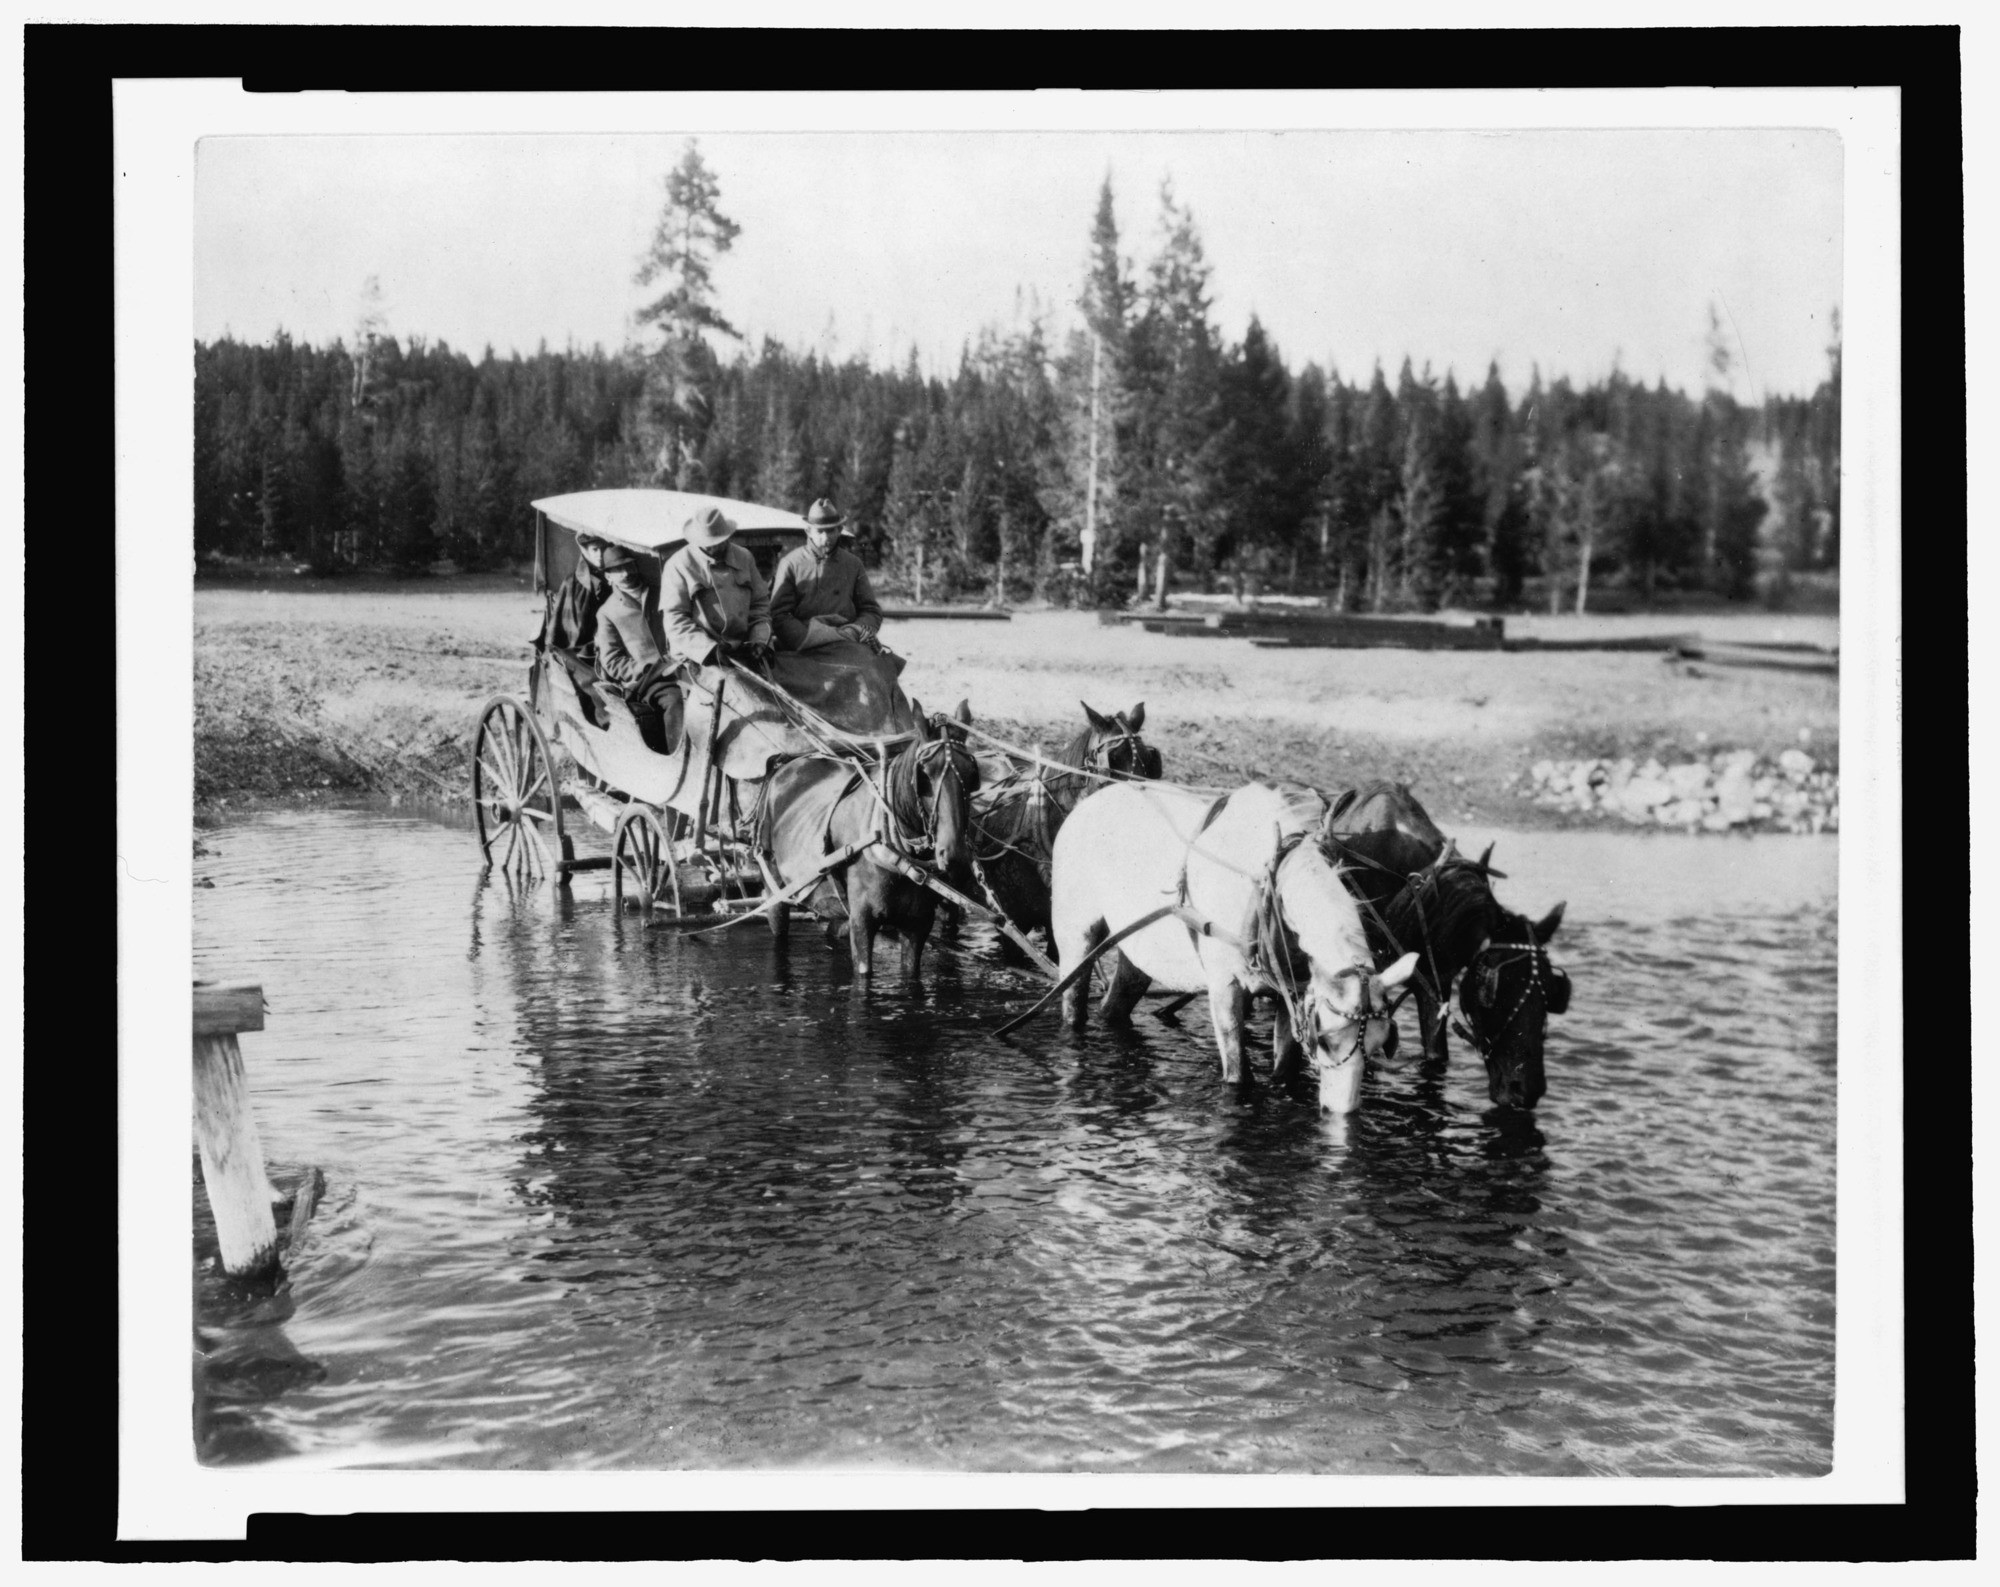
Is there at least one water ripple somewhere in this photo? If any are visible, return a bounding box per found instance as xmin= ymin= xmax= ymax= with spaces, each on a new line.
xmin=195 ymin=810 xmax=1835 ymax=1474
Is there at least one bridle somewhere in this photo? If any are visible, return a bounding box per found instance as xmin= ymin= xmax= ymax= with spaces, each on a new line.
xmin=1245 ymin=829 xmax=1392 ymax=1080
xmin=1080 ymin=728 xmax=1154 ymax=779
xmin=1451 ymin=936 xmax=1570 ymax=1055
xmin=887 ymin=734 xmax=977 ymax=863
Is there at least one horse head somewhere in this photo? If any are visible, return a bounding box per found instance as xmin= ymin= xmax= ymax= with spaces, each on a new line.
xmin=1277 ymin=839 xmax=1422 ymax=1113
xmin=1456 ymin=895 xmax=1569 ymax=1110
xmin=899 ymin=701 xmax=980 ymax=877
xmin=1080 ymin=701 xmax=1163 ymax=782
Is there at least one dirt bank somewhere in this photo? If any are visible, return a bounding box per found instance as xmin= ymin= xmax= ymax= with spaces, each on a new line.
xmin=195 ymin=587 xmax=1838 ymax=832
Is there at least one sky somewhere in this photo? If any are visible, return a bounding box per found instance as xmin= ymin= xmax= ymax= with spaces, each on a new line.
xmin=195 ymin=127 xmax=1844 ymax=400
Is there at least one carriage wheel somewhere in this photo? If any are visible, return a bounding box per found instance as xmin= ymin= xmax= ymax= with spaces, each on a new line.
xmin=472 ymin=697 xmax=566 ymax=882
xmin=612 ymin=807 xmax=677 ymax=915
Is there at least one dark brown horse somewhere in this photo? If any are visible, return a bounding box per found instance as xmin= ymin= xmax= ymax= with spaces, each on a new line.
xmin=969 ymin=702 xmax=1162 ymax=943
xmin=1323 ymin=781 xmax=1568 ymax=1110
xmin=758 ymin=702 xmax=980 ymax=979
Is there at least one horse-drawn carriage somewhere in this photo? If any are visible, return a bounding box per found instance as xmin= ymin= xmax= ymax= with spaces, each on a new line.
xmin=471 ymin=489 xmax=1041 ymax=972
xmin=471 ymin=486 xmax=1571 ymax=1111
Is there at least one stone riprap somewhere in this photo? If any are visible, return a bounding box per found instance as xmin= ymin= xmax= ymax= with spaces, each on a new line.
xmin=1515 ymin=747 xmax=1838 ymax=833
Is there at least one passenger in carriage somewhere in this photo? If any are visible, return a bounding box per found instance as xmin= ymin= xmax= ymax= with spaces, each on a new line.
xmin=657 ymin=506 xmax=775 ymax=669
xmin=593 ymin=542 xmax=689 ymax=751
xmin=544 ymin=533 xmax=615 ymax=727
xmin=769 ymin=498 xmax=883 ymax=653
xmin=547 ymin=534 xmax=611 ymax=669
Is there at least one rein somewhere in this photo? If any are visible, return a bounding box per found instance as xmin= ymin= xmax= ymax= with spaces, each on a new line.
xmin=967 ymin=723 xmax=1159 ymax=868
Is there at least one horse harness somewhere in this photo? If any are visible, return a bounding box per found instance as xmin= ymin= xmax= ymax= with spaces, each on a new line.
xmin=1171 ymin=793 xmax=1383 ymax=1068
xmin=1451 ymin=936 xmax=1570 ymax=1051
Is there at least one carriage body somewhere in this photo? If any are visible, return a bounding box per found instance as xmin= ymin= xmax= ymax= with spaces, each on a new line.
xmin=475 ymin=488 xmax=921 ymax=921
xmin=531 ymin=488 xmax=815 ymax=815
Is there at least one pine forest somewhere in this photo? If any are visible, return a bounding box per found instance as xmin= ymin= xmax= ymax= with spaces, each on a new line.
xmin=195 ymin=159 xmax=1841 ymax=616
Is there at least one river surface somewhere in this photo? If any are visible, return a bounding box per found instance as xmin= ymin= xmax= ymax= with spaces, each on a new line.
xmin=192 ymin=807 xmax=1837 ymax=1475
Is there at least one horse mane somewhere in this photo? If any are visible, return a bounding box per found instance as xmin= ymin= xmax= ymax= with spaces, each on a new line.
xmin=1274 ymin=835 xmax=1370 ymax=975
xmin=883 ymin=734 xmax=979 ymax=835
xmin=1376 ymin=858 xmax=1502 ymax=963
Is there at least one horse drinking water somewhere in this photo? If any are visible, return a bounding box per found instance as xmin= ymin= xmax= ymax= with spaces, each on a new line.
xmin=1323 ymin=780 xmax=1569 ymax=1110
xmin=1050 ymin=782 xmax=1418 ymax=1113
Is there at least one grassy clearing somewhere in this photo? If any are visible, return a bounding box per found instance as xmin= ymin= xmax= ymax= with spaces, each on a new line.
xmin=195 ymin=587 xmax=1838 ymax=830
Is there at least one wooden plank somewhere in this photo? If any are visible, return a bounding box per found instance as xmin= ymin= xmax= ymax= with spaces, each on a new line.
xmin=193 ymin=980 xmax=264 ymax=1036
xmin=193 ymin=1032 xmax=279 ymax=1276
xmin=880 ymin=605 xmax=1012 ymax=621
xmin=1682 ymin=643 xmax=1838 ymax=674
xmin=286 ymin=1166 xmax=326 ymax=1250
xmin=1503 ymin=632 xmax=1699 ymax=654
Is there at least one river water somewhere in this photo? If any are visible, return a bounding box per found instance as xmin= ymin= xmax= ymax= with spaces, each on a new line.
xmin=193 ymin=806 xmax=1836 ymax=1475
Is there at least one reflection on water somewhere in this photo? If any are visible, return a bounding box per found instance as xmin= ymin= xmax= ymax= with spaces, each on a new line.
xmin=193 ymin=808 xmax=1836 ymax=1474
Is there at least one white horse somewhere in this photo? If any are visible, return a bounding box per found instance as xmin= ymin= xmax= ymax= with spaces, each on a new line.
xmin=1050 ymin=781 xmax=1418 ymax=1113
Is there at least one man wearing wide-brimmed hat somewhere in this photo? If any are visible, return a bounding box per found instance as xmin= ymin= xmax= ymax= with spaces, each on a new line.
xmin=656 ymin=504 xmax=774 ymax=668
xmin=769 ymin=498 xmax=883 ymax=652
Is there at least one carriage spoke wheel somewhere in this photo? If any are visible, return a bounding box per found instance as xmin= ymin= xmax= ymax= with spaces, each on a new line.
xmin=472 ymin=697 xmax=566 ymax=884
xmin=612 ymin=807 xmax=678 ymax=915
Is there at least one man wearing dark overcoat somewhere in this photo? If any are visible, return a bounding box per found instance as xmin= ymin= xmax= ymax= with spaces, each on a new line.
xmin=768 ymin=498 xmax=883 ymax=652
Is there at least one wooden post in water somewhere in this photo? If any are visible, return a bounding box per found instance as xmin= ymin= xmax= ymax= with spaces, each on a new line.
xmin=193 ymin=980 xmax=281 ymax=1277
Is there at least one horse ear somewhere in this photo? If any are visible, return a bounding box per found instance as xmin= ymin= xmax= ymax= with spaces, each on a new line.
xmin=1479 ymin=842 xmax=1495 ymax=870
xmin=953 ymin=698 xmax=972 ymax=725
xmin=1437 ymin=836 xmax=1459 ymax=866
xmin=1081 ymin=701 xmax=1115 ymax=734
xmin=1379 ymin=951 xmax=1420 ymax=989
xmin=1533 ymin=901 xmax=1567 ymax=943
xmin=1126 ymin=702 xmax=1145 ymax=731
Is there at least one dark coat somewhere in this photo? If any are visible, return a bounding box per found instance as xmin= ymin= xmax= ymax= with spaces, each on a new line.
xmin=769 ymin=543 xmax=883 ymax=651
xmin=545 ymin=562 xmax=609 ymax=666
xmin=594 ymin=585 xmax=671 ymax=686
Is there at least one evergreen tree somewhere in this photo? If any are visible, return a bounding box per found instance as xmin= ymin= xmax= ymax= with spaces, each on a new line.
xmin=1432 ymin=373 xmax=1484 ymax=604
xmin=1215 ymin=316 xmax=1309 ymax=590
xmin=1471 ymin=362 xmax=1528 ymax=604
xmin=1356 ymin=364 xmax=1401 ymax=610
xmin=632 ymin=139 xmax=743 ymax=486
xmin=1132 ymin=181 xmax=1226 ymax=608
xmin=1073 ymin=177 xmax=1135 ymax=581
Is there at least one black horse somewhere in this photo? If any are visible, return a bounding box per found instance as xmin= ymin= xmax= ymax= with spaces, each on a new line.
xmin=968 ymin=701 xmax=1162 ymax=943
xmin=758 ymin=702 xmax=980 ymax=979
xmin=1323 ymin=781 xmax=1569 ymax=1110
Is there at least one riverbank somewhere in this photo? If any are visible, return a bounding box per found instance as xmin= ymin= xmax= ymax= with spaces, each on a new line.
xmin=195 ymin=588 xmax=1838 ymax=832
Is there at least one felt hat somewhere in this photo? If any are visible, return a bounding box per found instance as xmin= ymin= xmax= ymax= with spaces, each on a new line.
xmin=804 ymin=498 xmax=849 ymax=533
xmin=682 ymin=505 xmax=740 ymax=549
xmin=598 ymin=541 xmax=642 ymax=569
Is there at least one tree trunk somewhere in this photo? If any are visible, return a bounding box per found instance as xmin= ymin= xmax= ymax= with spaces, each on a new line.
xmin=1574 ymin=525 xmax=1594 ymax=614
xmin=1082 ymin=333 xmax=1101 ymax=575
xmin=914 ymin=543 xmax=925 ymax=605
xmin=1151 ymin=537 xmax=1170 ymax=610
xmin=1133 ymin=541 xmax=1148 ymax=603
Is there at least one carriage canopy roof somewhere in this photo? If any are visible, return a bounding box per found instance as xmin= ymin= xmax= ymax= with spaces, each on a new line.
xmin=533 ymin=489 xmax=810 ymax=555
